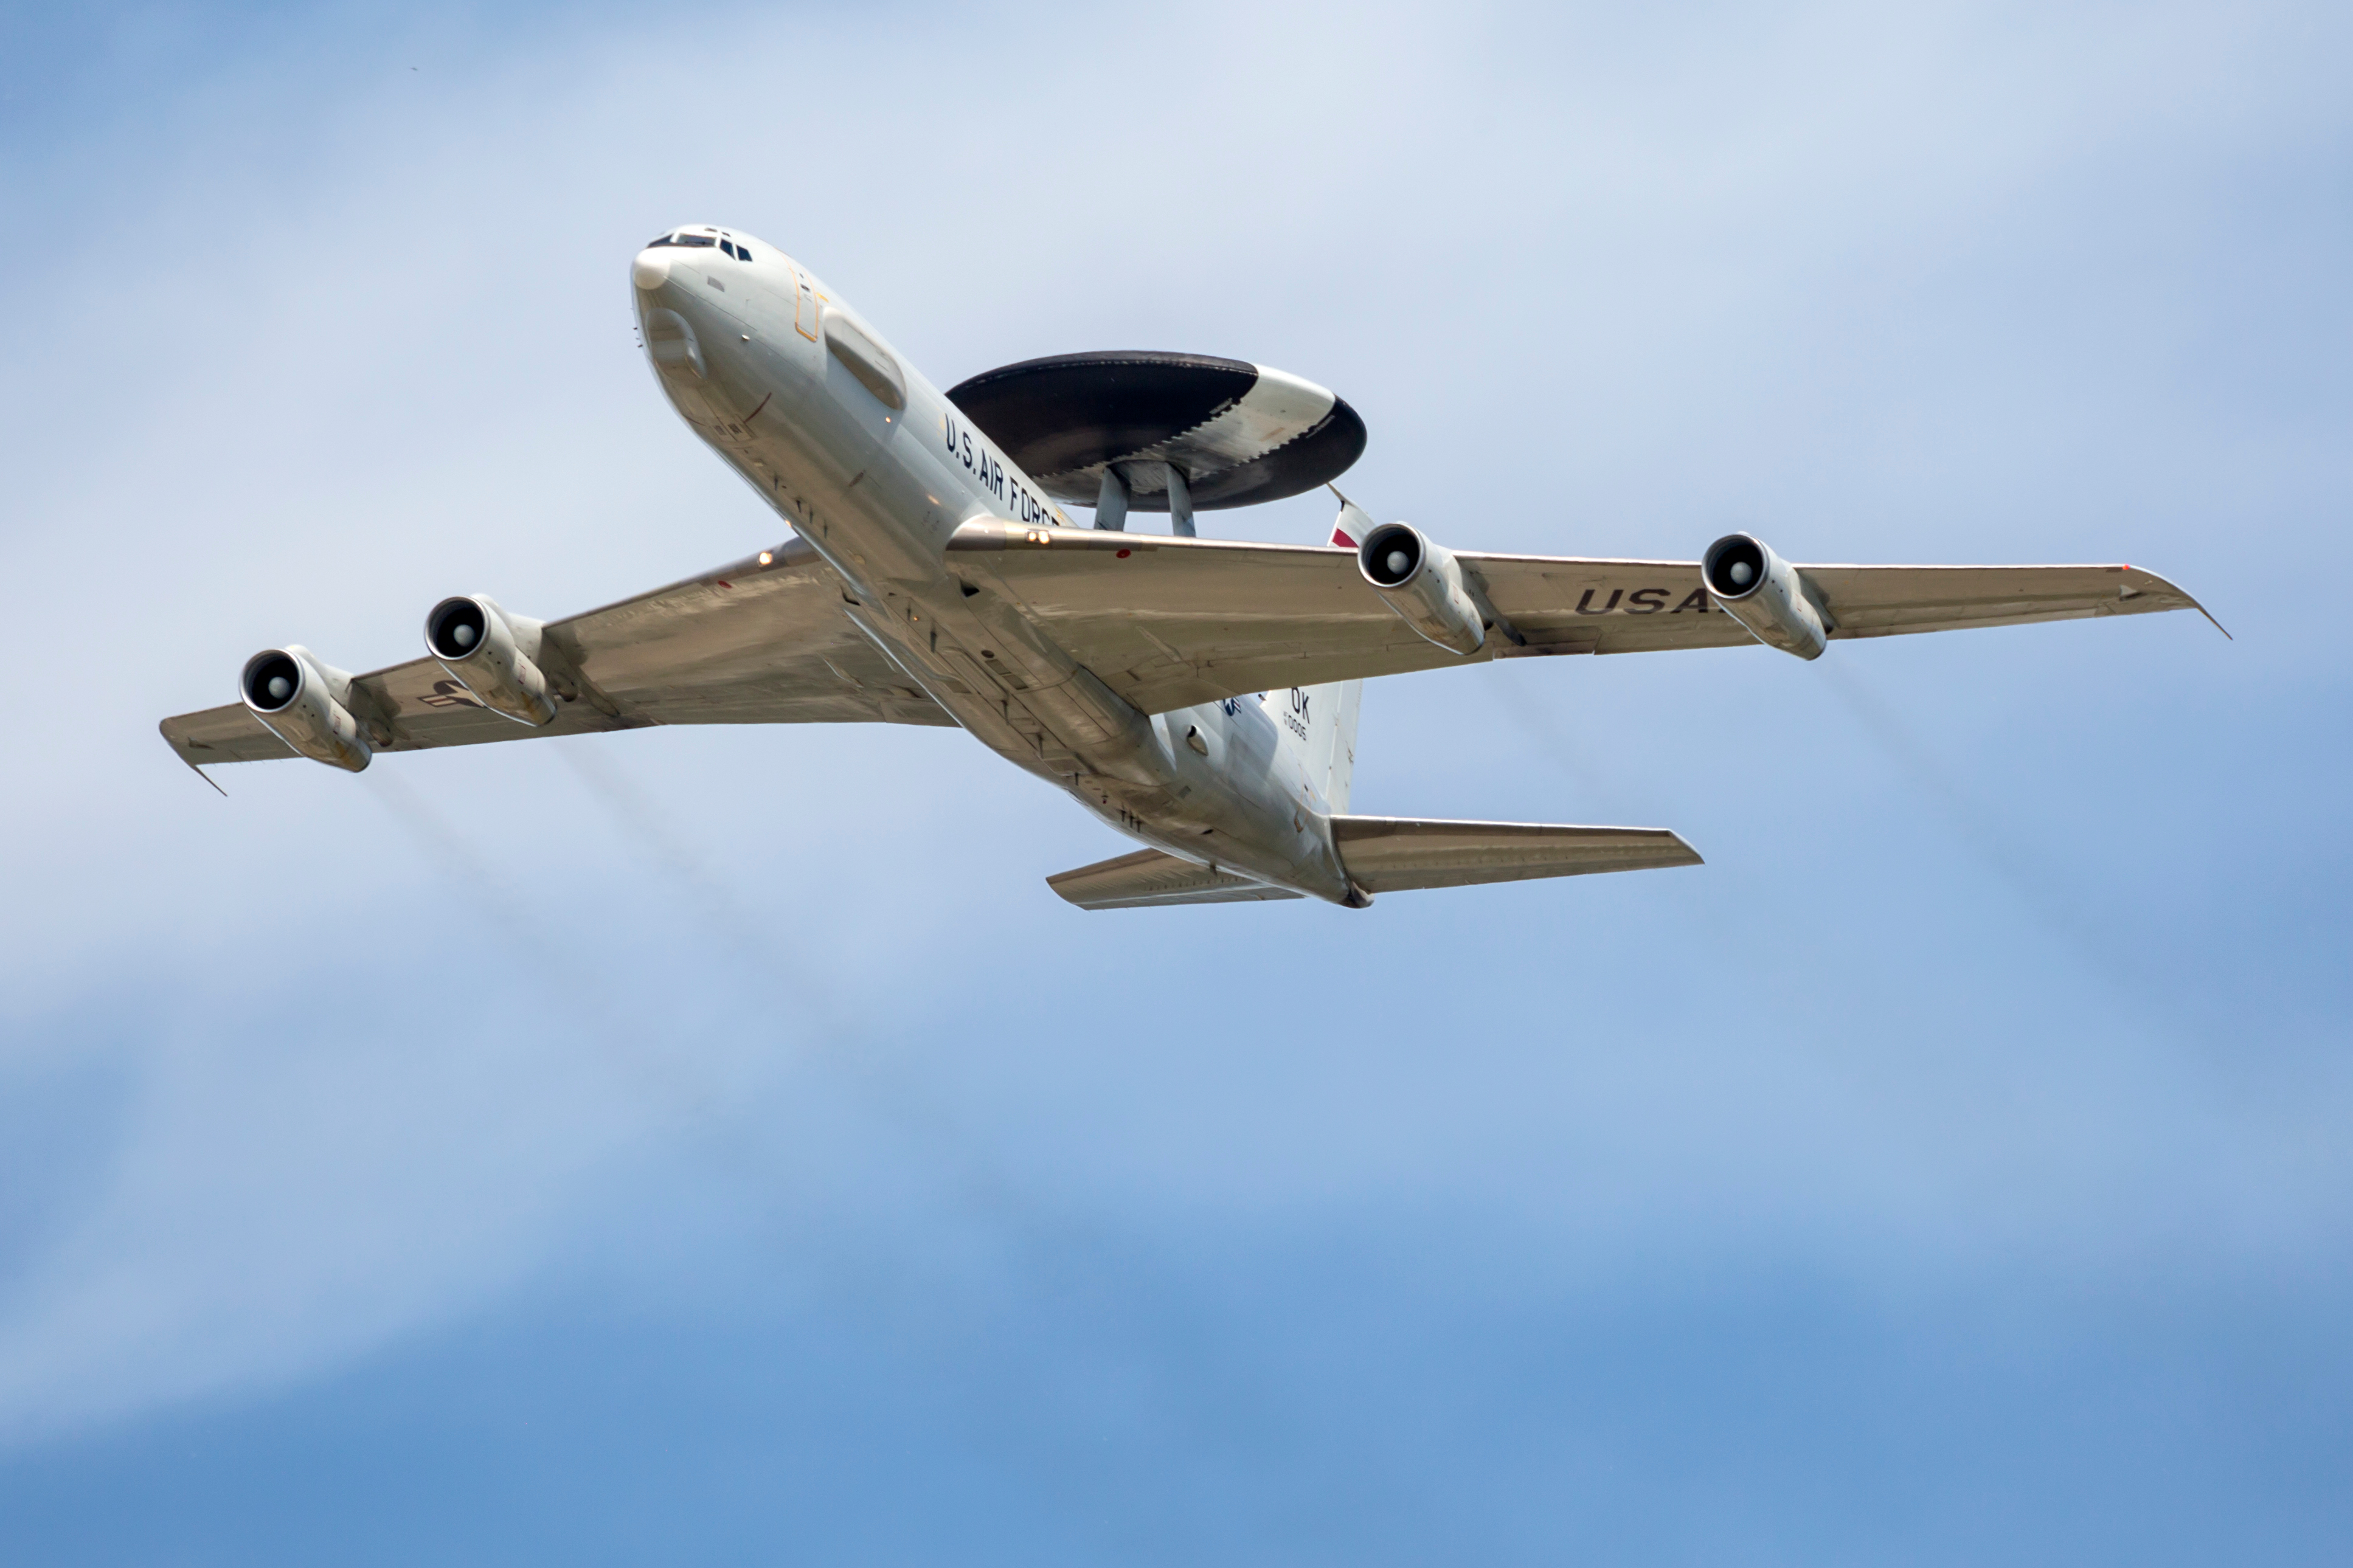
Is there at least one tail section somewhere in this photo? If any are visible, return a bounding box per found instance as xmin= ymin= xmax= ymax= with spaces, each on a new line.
xmin=1331 ymin=817 xmax=1700 ymax=893
xmin=1274 ymin=677 xmax=1362 ymax=815
xmin=1314 ymin=679 xmax=1362 ymax=815
xmin=1306 ymin=499 xmax=1370 ymax=814
xmin=1048 ymin=848 xmax=1303 ymax=910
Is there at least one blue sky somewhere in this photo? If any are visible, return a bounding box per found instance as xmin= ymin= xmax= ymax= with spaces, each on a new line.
xmin=2 ymin=1 xmax=2349 ymax=1561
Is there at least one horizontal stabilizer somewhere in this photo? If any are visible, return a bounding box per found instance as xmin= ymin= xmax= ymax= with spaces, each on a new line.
xmin=1333 ymin=817 xmax=1701 ymax=893
xmin=1047 ymin=848 xmax=1302 ymax=911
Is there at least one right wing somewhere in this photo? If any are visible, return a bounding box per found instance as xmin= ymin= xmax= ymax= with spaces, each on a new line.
xmin=161 ymin=536 xmax=952 ymax=772
xmin=947 ymin=522 xmax=2213 ymax=714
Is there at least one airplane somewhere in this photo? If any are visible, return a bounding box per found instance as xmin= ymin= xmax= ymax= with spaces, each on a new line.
xmin=159 ymin=223 xmax=2219 ymax=910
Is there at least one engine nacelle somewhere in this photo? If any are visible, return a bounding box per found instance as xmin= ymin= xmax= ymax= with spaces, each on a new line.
xmin=1701 ymin=533 xmax=1829 ymax=660
xmin=1357 ymin=522 xmax=1486 ymax=657
xmin=241 ymin=645 xmax=372 ymax=772
xmin=425 ymin=595 xmax=558 ymax=726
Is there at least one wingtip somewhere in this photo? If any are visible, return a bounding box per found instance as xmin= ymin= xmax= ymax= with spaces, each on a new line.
xmin=2126 ymin=566 xmax=2231 ymax=641
xmin=161 ymin=724 xmax=229 ymax=796
xmin=181 ymin=753 xmax=228 ymax=796
xmin=2174 ymin=585 xmax=2233 ymax=641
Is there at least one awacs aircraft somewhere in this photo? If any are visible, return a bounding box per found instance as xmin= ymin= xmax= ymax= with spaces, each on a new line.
xmin=160 ymin=224 xmax=2218 ymax=910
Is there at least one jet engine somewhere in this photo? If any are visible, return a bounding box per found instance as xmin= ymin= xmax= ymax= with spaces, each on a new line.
xmin=425 ymin=595 xmax=559 ymax=725
xmin=1357 ymin=522 xmax=1486 ymax=656
xmin=1701 ymin=533 xmax=1829 ymax=660
xmin=240 ymin=646 xmax=372 ymax=772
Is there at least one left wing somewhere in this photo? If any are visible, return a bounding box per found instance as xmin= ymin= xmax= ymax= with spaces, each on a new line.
xmin=162 ymin=536 xmax=951 ymax=774
xmin=1047 ymin=848 xmax=1303 ymax=909
xmin=946 ymin=522 xmax=2213 ymax=714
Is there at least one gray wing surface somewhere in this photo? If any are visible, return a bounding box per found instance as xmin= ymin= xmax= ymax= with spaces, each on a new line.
xmin=946 ymin=523 xmax=2211 ymax=714
xmin=1047 ymin=848 xmax=1303 ymax=910
xmin=1050 ymin=822 xmax=1701 ymax=909
xmin=1332 ymin=817 xmax=1702 ymax=893
xmin=161 ymin=536 xmax=951 ymax=770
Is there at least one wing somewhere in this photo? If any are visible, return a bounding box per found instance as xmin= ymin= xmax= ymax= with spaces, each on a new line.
xmin=161 ymin=536 xmax=952 ymax=771
xmin=946 ymin=522 xmax=2213 ymax=714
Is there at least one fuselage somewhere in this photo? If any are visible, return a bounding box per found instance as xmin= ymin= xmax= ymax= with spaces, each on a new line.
xmin=630 ymin=224 xmax=1367 ymax=906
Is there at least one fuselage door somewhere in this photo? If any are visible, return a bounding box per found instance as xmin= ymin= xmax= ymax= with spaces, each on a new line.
xmin=793 ymin=264 xmax=820 ymax=342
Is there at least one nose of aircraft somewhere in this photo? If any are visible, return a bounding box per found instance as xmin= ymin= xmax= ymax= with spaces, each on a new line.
xmin=631 ymin=249 xmax=671 ymax=290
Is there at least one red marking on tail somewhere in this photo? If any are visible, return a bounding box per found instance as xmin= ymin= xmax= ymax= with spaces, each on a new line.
xmin=1331 ymin=527 xmax=1357 ymax=548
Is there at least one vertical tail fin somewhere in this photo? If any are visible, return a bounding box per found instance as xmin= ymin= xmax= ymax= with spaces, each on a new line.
xmin=1322 ymin=678 xmax=1362 ymax=814
xmin=1317 ymin=497 xmax=1368 ymax=815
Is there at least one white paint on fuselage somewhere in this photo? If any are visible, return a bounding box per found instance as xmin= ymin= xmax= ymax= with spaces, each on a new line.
xmin=631 ymin=226 xmax=1364 ymax=905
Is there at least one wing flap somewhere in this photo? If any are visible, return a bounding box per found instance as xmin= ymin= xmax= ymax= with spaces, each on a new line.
xmin=1333 ymin=817 xmax=1703 ymax=893
xmin=1046 ymin=848 xmax=1301 ymax=910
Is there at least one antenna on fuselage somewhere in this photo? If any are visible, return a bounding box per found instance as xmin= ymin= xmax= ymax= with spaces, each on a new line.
xmin=1095 ymin=467 xmax=1129 ymax=533
xmin=940 ymin=350 xmax=1367 ymax=541
xmin=1164 ymin=464 xmax=1196 ymax=537
xmin=1092 ymin=462 xmax=1192 ymax=536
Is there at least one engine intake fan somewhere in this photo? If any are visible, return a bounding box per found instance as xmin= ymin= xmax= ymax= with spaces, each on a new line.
xmin=240 ymin=645 xmax=372 ymax=772
xmin=1702 ymin=533 xmax=1829 ymax=660
xmin=1357 ymin=521 xmax=1485 ymax=656
xmin=425 ymin=595 xmax=558 ymax=725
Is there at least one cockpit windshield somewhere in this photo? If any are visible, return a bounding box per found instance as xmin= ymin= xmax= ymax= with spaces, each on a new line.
xmin=645 ymin=230 xmax=754 ymax=261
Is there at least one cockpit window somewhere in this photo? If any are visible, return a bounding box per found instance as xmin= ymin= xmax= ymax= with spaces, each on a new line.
xmin=646 ymin=232 xmax=718 ymax=249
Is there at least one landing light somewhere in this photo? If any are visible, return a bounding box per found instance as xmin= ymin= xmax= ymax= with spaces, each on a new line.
xmin=758 ymin=550 xmax=774 ymax=566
